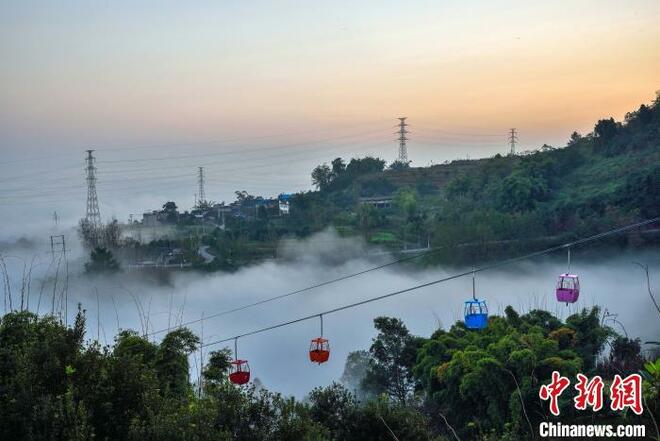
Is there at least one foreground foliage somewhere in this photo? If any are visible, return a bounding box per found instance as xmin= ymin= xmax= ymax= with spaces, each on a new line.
xmin=0 ymin=306 xmax=656 ymax=440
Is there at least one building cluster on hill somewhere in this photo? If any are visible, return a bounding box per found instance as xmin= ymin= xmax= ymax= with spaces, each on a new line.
xmin=140 ymin=193 xmax=292 ymax=228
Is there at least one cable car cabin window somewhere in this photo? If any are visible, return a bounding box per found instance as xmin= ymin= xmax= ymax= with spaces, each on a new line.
xmin=309 ymin=338 xmax=330 ymax=364
xmin=229 ymin=360 xmax=250 ymax=385
xmin=463 ymin=300 xmax=488 ymax=330
xmin=557 ymin=276 xmax=579 ymax=290
xmin=466 ymin=302 xmax=487 ymax=315
xmin=309 ymin=340 xmax=329 ymax=352
xmin=559 ymin=278 xmax=571 ymax=289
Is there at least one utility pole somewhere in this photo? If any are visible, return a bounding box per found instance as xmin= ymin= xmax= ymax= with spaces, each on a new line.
xmin=85 ymin=150 xmax=101 ymax=229
xmin=197 ymin=167 xmax=205 ymax=207
xmin=50 ymin=234 xmax=68 ymax=324
xmin=508 ymin=128 xmax=518 ymax=156
xmin=50 ymin=235 xmax=66 ymax=259
xmin=397 ymin=117 xmax=409 ymax=163
xmin=199 ymin=312 xmax=204 ymax=397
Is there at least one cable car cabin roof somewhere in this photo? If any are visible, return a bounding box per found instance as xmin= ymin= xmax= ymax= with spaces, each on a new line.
xmin=310 ymin=337 xmax=328 ymax=343
xmin=463 ymin=298 xmax=487 ymax=305
xmin=558 ymin=273 xmax=579 ymax=278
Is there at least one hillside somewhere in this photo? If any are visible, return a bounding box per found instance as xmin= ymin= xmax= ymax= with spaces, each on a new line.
xmin=112 ymin=95 xmax=660 ymax=272
xmin=273 ymin=95 xmax=660 ymax=265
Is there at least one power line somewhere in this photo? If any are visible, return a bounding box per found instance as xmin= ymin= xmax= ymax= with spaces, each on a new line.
xmin=0 ymin=138 xmax=392 ymax=204
xmin=411 ymin=125 xmax=505 ymax=137
xmin=147 ymin=248 xmax=444 ymax=336
xmin=200 ymin=217 xmax=659 ymax=348
xmin=96 ymin=128 xmax=388 ymax=165
xmin=413 ymin=139 xmax=506 ymax=148
xmin=0 ymin=123 xmax=389 ymax=166
xmin=0 ymin=129 xmax=392 ymax=194
xmin=0 ymin=127 xmax=387 ymax=184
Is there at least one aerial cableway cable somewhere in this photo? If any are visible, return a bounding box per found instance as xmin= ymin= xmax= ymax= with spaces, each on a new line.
xmin=147 ymin=247 xmax=444 ymax=336
xmin=200 ymin=217 xmax=659 ymax=349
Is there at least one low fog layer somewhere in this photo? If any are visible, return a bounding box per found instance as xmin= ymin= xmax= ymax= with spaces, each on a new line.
xmin=1 ymin=230 xmax=659 ymax=398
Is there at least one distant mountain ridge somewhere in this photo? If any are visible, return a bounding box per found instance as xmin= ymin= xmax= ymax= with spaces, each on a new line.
xmin=285 ymin=94 xmax=659 ymax=264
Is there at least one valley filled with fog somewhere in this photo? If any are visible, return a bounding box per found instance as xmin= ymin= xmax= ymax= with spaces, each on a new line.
xmin=2 ymin=228 xmax=658 ymax=398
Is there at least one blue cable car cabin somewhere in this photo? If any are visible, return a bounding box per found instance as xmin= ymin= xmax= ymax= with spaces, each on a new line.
xmin=464 ymin=299 xmax=488 ymax=329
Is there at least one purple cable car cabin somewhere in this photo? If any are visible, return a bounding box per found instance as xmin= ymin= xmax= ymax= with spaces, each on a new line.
xmin=556 ymin=273 xmax=579 ymax=303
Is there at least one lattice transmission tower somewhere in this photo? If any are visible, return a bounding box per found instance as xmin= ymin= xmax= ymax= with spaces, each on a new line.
xmin=85 ymin=150 xmax=101 ymax=228
xmin=197 ymin=166 xmax=205 ymax=206
xmin=397 ymin=117 xmax=409 ymax=162
xmin=508 ymin=128 xmax=518 ymax=156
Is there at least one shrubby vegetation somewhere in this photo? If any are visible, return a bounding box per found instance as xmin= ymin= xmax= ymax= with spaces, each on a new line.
xmin=84 ymin=247 xmax=120 ymax=274
xmin=192 ymin=94 xmax=660 ymax=269
xmin=95 ymin=95 xmax=658 ymax=271
xmin=0 ymin=306 xmax=656 ymax=440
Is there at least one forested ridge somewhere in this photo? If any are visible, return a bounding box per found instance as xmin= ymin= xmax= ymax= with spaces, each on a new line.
xmin=192 ymin=94 xmax=660 ymax=270
xmin=1 ymin=305 xmax=658 ymax=440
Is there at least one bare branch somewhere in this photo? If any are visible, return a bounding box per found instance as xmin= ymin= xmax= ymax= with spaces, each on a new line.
xmin=633 ymin=262 xmax=660 ymax=318
xmin=437 ymin=410 xmax=461 ymax=441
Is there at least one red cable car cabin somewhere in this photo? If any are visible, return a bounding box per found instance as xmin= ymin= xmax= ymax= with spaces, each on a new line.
xmin=309 ymin=337 xmax=330 ymax=364
xmin=229 ymin=359 xmax=250 ymax=385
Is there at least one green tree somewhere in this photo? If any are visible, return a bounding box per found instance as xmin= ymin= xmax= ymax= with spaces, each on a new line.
xmin=594 ymin=117 xmax=619 ymax=141
xmin=161 ymin=201 xmax=179 ymax=223
xmin=497 ymin=172 xmax=548 ymax=211
xmin=388 ymin=160 xmax=410 ymax=171
xmin=362 ymin=317 xmax=422 ymax=404
xmin=393 ymin=187 xmax=418 ymax=219
xmin=84 ymin=247 xmax=120 ymax=273
xmin=345 ymin=157 xmax=386 ymax=176
xmin=311 ymin=163 xmax=332 ymax=190
xmin=308 ymin=382 xmax=358 ymax=439
xmin=567 ymin=131 xmax=583 ymax=146
xmin=330 ymin=157 xmax=346 ymax=178
xmin=155 ymin=328 xmax=200 ymax=398
xmin=203 ymin=348 xmax=233 ymax=386
xmin=413 ymin=307 xmax=615 ymax=439
xmin=357 ymin=204 xmax=380 ymax=238
xmin=162 ymin=201 xmax=178 ymax=212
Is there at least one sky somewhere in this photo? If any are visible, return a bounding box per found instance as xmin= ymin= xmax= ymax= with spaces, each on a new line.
xmin=1 ymin=2 xmax=659 ymax=397
xmin=1 ymin=0 xmax=659 ymax=234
